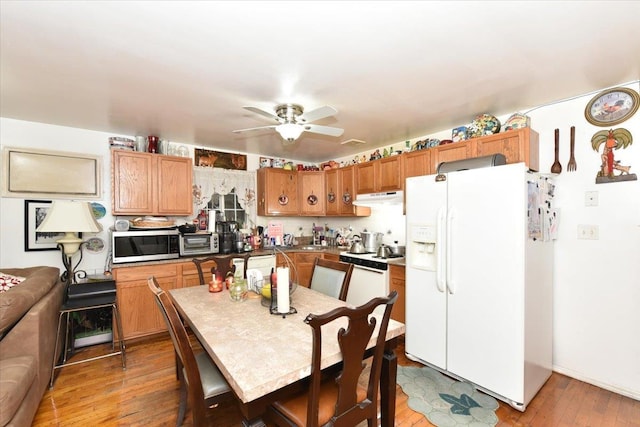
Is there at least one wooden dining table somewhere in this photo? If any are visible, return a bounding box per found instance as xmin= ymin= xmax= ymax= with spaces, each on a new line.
xmin=169 ymin=284 xmax=406 ymax=427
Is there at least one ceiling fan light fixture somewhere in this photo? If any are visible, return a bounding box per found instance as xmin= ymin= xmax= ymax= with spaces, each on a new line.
xmin=276 ymin=123 xmax=304 ymax=142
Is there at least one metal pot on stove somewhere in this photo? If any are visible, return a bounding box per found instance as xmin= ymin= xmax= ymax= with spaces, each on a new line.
xmin=360 ymin=231 xmax=383 ymax=253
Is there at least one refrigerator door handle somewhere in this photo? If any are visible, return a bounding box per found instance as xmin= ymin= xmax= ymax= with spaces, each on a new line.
xmin=446 ymin=208 xmax=455 ymax=294
xmin=436 ymin=207 xmax=446 ymax=293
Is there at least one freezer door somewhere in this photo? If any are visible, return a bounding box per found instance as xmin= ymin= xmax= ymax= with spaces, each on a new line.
xmin=446 ymin=163 xmax=527 ymax=402
xmin=405 ymin=174 xmax=448 ymax=370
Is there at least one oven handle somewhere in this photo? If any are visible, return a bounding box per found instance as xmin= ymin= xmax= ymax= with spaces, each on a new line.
xmin=352 ymin=264 xmax=386 ymax=274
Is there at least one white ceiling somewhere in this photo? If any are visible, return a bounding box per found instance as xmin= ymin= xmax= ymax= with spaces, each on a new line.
xmin=2 ymin=1 xmax=640 ymax=163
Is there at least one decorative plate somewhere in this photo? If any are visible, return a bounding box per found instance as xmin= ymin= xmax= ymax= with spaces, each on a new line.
xmin=278 ymin=194 xmax=289 ymax=205
xmin=85 ymin=237 xmax=105 ymax=254
xmin=90 ymin=202 xmax=106 ymax=219
xmin=327 ymin=191 xmax=336 ymax=203
xmin=452 ymin=126 xmax=468 ymax=142
xmin=342 ymin=191 xmax=351 ymax=204
xmin=469 ymin=114 xmax=501 ymax=138
xmin=504 ymin=113 xmax=530 ymax=131
xmin=307 ymin=194 xmax=318 ymax=205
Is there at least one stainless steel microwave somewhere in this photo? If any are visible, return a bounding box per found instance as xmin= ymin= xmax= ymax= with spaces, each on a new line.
xmin=111 ymin=229 xmax=180 ymax=264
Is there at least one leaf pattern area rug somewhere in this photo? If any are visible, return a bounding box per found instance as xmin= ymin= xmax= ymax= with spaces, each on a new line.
xmin=397 ymin=365 xmax=499 ymax=427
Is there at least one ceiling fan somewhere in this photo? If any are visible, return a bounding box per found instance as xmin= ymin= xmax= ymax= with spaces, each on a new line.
xmin=233 ymin=103 xmax=344 ymax=144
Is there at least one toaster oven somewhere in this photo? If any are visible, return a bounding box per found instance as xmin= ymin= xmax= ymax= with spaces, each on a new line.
xmin=179 ymin=232 xmax=219 ymax=256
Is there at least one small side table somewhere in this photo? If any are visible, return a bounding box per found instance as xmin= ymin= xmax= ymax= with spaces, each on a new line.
xmin=49 ymin=276 xmax=126 ymax=388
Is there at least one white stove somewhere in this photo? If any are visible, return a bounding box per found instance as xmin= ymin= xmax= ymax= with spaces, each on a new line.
xmin=339 ymin=251 xmax=404 ymax=271
xmin=339 ymin=251 xmax=404 ymax=313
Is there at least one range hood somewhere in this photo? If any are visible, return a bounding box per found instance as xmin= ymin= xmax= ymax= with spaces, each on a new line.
xmin=352 ymin=190 xmax=404 ymax=206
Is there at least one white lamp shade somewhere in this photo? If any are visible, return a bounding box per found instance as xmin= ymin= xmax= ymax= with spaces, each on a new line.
xmin=276 ymin=123 xmax=304 ymax=141
xmin=36 ymin=201 xmax=102 ymax=233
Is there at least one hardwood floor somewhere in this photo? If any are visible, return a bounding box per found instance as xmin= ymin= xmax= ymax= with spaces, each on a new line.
xmin=34 ymin=334 xmax=640 ymax=426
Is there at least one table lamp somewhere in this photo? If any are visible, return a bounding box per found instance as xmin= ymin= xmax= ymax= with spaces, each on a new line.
xmin=36 ymin=200 xmax=102 ymax=284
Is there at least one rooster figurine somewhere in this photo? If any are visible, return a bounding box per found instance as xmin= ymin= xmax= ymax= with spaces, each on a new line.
xmin=591 ymin=128 xmax=636 ymax=183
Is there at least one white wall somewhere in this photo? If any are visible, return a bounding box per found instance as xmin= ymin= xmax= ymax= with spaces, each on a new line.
xmin=2 ymin=81 xmax=639 ymax=400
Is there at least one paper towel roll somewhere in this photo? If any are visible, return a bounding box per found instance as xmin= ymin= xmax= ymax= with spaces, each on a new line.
xmin=208 ymin=210 xmax=216 ymax=232
xmin=276 ymin=267 xmax=290 ymax=313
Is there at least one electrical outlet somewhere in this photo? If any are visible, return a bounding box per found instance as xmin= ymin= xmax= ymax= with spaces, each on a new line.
xmin=577 ymin=224 xmax=599 ymax=240
xmin=585 ymin=191 xmax=599 ymax=207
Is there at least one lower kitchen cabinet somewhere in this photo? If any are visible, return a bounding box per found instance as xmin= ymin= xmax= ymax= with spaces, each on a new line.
xmin=114 ymin=263 xmax=180 ymax=340
xmin=389 ymin=264 xmax=405 ymax=324
xmin=295 ymin=252 xmax=323 ymax=287
xmin=276 ymin=251 xmax=325 ymax=287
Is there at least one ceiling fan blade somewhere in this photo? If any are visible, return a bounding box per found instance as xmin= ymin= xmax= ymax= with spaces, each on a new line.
xmin=242 ymin=106 xmax=280 ymax=122
xmin=303 ymin=123 xmax=344 ymax=137
xmin=232 ymin=125 xmax=277 ymax=133
xmin=297 ymin=106 xmax=337 ymax=123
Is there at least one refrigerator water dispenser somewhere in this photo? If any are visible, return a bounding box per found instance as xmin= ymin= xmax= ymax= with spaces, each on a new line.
xmin=409 ymin=225 xmax=437 ymax=271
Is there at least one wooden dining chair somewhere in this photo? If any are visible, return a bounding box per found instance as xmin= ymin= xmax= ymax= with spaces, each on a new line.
xmin=309 ymin=257 xmax=354 ymax=301
xmin=268 ymin=290 xmax=398 ymax=427
xmin=147 ymin=276 xmax=232 ymax=427
xmin=192 ymin=255 xmax=244 ymax=286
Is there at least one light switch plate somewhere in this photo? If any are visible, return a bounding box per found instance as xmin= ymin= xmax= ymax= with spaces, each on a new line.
xmin=585 ymin=191 xmax=598 ymax=207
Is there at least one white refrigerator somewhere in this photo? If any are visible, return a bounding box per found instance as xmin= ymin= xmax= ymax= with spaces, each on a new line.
xmin=405 ymin=162 xmax=555 ymax=411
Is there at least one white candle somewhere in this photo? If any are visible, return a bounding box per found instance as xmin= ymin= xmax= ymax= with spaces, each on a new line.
xmin=276 ymin=267 xmax=290 ymax=313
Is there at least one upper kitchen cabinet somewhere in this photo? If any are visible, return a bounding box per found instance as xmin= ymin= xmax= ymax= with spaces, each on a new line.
xmin=355 ymin=155 xmax=403 ymax=194
xmin=298 ymin=171 xmax=325 ymax=216
xmin=474 ymin=128 xmax=540 ymax=171
xmin=431 ymin=140 xmax=476 ymax=172
xmin=325 ymin=166 xmax=370 ymax=217
xmin=111 ymin=150 xmax=193 ymax=216
xmin=404 ymin=149 xmax=432 ymax=179
xmin=257 ymin=168 xmax=299 ymax=216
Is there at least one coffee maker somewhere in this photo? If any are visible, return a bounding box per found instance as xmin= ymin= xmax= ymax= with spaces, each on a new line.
xmin=216 ymin=221 xmax=238 ymax=254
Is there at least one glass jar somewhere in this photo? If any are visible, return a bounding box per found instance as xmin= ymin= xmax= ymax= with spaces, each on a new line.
xmin=229 ymin=278 xmax=247 ymax=302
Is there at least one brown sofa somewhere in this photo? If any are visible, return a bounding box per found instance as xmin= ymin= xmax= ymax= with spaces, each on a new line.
xmin=0 ymin=266 xmax=64 ymax=427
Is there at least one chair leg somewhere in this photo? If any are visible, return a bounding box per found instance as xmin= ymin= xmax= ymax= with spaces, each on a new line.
xmin=176 ymin=367 xmax=187 ymax=427
xmin=49 ymin=311 xmax=66 ymax=389
xmin=112 ymin=303 xmax=127 ymax=369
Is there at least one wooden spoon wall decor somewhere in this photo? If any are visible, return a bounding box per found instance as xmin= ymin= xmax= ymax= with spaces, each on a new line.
xmin=551 ymin=128 xmax=562 ymax=174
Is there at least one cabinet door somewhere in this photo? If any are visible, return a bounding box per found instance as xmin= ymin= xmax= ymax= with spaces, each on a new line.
xmin=389 ymin=264 xmax=405 ymax=323
xmin=338 ymin=166 xmax=370 ymax=217
xmin=404 ymin=150 xmax=431 ymax=179
xmin=258 ymin=169 xmax=299 ymax=216
xmin=295 ymin=252 xmax=323 ymax=287
xmin=432 ymin=140 xmax=476 ymax=172
xmin=156 ymin=155 xmax=193 ymax=215
xmin=355 ymin=162 xmax=377 ymax=194
xmin=114 ymin=264 xmax=178 ymax=340
xmin=111 ymin=150 xmax=154 ymax=214
xmin=325 ymin=169 xmax=339 ymax=216
xmin=323 ymin=253 xmax=339 ymax=262
xmin=299 ymin=171 xmax=325 ymax=216
xmin=475 ymin=128 xmax=539 ymax=171
xmin=378 ymin=156 xmax=403 ymax=191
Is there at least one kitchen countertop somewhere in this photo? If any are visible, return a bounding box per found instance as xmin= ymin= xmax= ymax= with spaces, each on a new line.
xmin=110 ymin=245 xmax=406 ymax=269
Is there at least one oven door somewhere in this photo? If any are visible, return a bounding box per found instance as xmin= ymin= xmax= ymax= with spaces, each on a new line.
xmin=345 ymin=264 xmax=389 ymax=316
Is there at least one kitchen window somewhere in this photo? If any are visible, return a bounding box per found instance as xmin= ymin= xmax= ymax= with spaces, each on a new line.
xmin=192 ymin=166 xmax=256 ymax=228
xmin=207 ymin=190 xmax=246 ymax=225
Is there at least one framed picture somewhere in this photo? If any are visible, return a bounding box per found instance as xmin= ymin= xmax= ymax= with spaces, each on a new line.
xmin=23 ymin=200 xmax=81 ymax=251
xmin=194 ymin=148 xmax=247 ymax=170
xmin=2 ymin=147 xmax=102 ymax=199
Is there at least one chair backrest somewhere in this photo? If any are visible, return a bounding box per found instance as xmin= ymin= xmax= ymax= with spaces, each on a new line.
xmin=305 ymin=290 xmax=398 ymax=427
xmin=147 ymin=276 xmax=207 ymax=422
xmin=192 ymin=256 xmax=236 ymax=286
xmin=308 ymin=258 xmax=354 ymax=301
